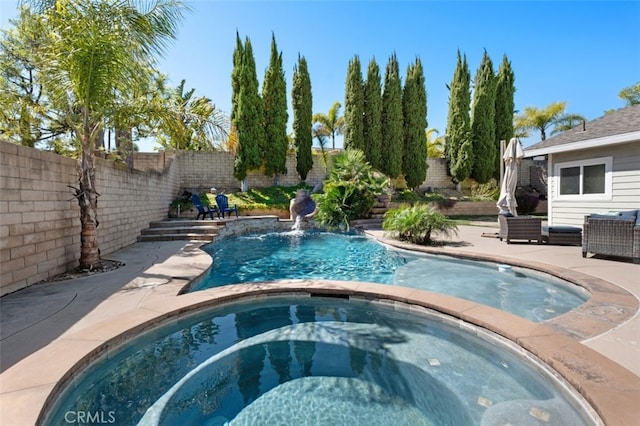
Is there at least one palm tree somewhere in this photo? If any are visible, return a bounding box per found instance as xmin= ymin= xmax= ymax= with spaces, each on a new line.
xmin=514 ymin=101 xmax=584 ymax=141
xmin=551 ymin=113 xmax=587 ymax=136
xmin=26 ymin=0 xmax=188 ymax=269
xmin=154 ymin=79 xmax=228 ymax=150
xmin=312 ymin=101 xmax=345 ymax=150
xmin=425 ymin=128 xmax=445 ymax=158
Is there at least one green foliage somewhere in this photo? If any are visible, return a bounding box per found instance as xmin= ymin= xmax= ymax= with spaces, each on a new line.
xmin=618 ymin=81 xmax=640 ymax=106
xmin=445 ymin=51 xmax=473 ymax=183
xmin=292 ymin=55 xmax=313 ymax=181
xmin=363 ymin=58 xmax=383 ymax=170
xmin=234 ymin=37 xmax=265 ymax=181
xmin=314 ymin=149 xmax=389 ymax=230
xmin=0 ymin=7 xmax=69 ymax=147
xmin=402 ymin=58 xmax=428 ymax=189
xmin=344 ymin=55 xmax=365 ymax=151
xmin=206 ymin=184 xmax=311 ymax=210
xmin=313 ymin=101 xmax=344 ymax=150
xmin=494 ymin=55 xmax=515 ymax=180
xmin=154 ymin=79 xmax=228 ymax=151
xmin=230 ymin=31 xmax=243 ymax=124
xmin=514 ymin=101 xmax=581 ymax=141
xmin=262 ymin=34 xmax=288 ymax=177
xmin=426 ymin=128 xmax=445 ymax=158
xmin=383 ymin=204 xmax=458 ymax=245
xmin=381 ymin=53 xmax=403 ymax=178
xmin=470 ymin=50 xmax=497 ymax=184
xmin=468 ymin=178 xmax=500 ymax=201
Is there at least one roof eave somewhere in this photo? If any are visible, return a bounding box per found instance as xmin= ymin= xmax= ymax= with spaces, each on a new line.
xmin=524 ymin=130 xmax=640 ymax=158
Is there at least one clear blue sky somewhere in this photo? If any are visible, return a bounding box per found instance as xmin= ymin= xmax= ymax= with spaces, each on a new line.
xmin=1 ymin=1 xmax=639 ymax=151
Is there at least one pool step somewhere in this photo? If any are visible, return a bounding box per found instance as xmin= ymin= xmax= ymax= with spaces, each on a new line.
xmin=138 ymin=220 xmax=226 ymax=242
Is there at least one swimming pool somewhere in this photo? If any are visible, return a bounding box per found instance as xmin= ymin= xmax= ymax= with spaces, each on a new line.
xmin=44 ymin=296 xmax=596 ymax=425
xmin=189 ymin=230 xmax=588 ymax=322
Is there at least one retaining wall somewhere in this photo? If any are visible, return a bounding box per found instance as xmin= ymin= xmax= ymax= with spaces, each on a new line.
xmin=1 ymin=143 xmax=543 ymax=295
xmin=0 ymin=141 xmax=181 ymax=295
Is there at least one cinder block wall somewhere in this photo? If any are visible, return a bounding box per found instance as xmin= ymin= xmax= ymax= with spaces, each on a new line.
xmin=0 ymin=141 xmax=180 ymax=295
xmin=2 ymin=143 xmax=542 ymax=295
xmin=174 ymin=151 xmax=329 ymax=193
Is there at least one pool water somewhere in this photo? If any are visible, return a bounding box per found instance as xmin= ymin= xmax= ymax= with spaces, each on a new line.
xmin=190 ymin=230 xmax=588 ymax=322
xmin=45 ymin=297 xmax=593 ymax=425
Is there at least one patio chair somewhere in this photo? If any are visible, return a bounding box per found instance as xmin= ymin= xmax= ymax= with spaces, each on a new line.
xmin=498 ymin=215 xmax=542 ymax=244
xmin=191 ymin=194 xmax=219 ymax=220
xmin=215 ymin=193 xmax=239 ymax=218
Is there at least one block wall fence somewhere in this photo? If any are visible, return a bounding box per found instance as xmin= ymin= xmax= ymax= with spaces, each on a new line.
xmin=1 ymin=141 xmax=543 ymax=295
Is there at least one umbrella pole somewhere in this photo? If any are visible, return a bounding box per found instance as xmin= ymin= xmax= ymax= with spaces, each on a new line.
xmin=499 ymin=139 xmax=505 ymax=186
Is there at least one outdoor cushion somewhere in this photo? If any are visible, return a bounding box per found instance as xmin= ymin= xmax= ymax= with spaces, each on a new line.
xmin=618 ymin=210 xmax=639 ymax=219
xmin=543 ymin=226 xmax=582 ymax=234
xmin=589 ymin=214 xmax=635 ymax=221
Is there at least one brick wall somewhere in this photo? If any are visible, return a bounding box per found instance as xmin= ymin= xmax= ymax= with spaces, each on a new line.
xmin=0 ymin=141 xmax=181 ymax=295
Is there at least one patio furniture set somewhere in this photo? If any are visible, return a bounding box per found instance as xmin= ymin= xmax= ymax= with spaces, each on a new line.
xmin=498 ymin=211 xmax=640 ymax=263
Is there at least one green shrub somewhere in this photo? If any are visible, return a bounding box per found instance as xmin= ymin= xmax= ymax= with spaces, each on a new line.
xmin=204 ymin=184 xmax=311 ymax=210
xmin=469 ymin=178 xmax=500 ymax=201
xmin=383 ymin=204 xmax=458 ymax=245
xmin=314 ymin=149 xmax=389 ymax=230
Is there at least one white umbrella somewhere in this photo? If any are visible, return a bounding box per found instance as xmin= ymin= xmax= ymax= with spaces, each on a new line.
xmin=497 ymin=137 xmax=524 ymax=216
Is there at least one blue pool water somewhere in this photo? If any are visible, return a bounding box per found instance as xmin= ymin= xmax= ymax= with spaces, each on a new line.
xmin=45 ymin=297 xmax=593 ymax=425
xmin=190 ymin=230 xmax=588 ymax=322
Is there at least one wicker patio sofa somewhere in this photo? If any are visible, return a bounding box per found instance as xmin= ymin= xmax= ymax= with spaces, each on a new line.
xmin=498 ymin=215 xmax=542 ymax=244
xmin=582 ymin=211 xmax=640 ymax=263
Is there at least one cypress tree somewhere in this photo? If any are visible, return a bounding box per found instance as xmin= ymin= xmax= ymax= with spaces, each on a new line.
xmin=292 ymin=54 xmax=313 ymax=181
xmin=470 ymin=50 xmax=497 ymax=183
xmin=230 ymin=31 xmax=243 ymax=125
xmin=363 ymin=58 xmax=382 ymax=170
xmin=494 ymin=55 xmax=515 ymax=180
xmin=262 ymin=33 xmax=288 ymax=177
xmin=445 ymin=50 xmax=473 ymax=183
xmin=344 ymin=55 xmax=365 ymax=151
xmin=380 ymin=53 xmax=403 ymax=178
xmin=402 ymin=58 xmax=428 ymax=190
xmin=233 ymin=37 xmax=264 ymax=181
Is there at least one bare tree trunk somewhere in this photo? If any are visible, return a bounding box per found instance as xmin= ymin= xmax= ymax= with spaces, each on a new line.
xmin=76 ymin=134 xmax=100 ymax=269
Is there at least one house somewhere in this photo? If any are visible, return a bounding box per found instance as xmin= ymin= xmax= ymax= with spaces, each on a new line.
xmin=524 ymin=104 xmax=640 ymax=227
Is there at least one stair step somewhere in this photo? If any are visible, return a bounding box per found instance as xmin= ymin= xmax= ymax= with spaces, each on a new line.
xmin=140 ymin=226 xmax=219 ymax=236
xmin=149 ymin=220 xmax=225 ymax=228
xmin=139 ymin=219 xmax=227 ymax=242
xmin=137 ymin=233 xmax=216 ymax=243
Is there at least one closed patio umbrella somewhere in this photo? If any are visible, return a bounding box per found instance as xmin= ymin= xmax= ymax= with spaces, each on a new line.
xmin=497 ymin=137 xmax=524 ymax=216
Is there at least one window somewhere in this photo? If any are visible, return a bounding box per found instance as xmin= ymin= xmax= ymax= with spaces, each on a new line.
xmin=555 ymin=157 xmax=611 ymax=199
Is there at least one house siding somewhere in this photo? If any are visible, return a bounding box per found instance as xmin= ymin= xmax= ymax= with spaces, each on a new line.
xmin=548 ymin=141 xmax=640 ymax=227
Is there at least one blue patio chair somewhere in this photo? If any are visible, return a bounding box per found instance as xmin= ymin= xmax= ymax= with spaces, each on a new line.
xmin=215 ymin=193 xmax=239 ymax=218
xmin=191 ymin=194 xmax=219 ymax=220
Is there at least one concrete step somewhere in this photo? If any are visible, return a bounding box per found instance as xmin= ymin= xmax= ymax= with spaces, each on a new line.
xmin=140 ymin=226 xmax=219 ymax=236
xmin=138 ymin=219 xmax=226 ymax=242
xmin=137 ymin=233 xmax=216 ymax=243
xmin=149 ymin=220 xmax=224 ymax=228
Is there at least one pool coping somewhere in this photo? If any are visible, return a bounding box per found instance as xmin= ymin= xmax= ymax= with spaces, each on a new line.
xmin=1 ymin=226 xmax=639 ymax=425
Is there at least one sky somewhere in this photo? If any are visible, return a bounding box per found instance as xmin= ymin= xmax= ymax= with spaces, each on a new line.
xmin=1 ymin=0 xmax=639 ymax=152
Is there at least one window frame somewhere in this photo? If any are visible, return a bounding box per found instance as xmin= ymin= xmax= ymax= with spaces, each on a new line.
xmin=554 ymin=156 xmax=612 ymax=200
